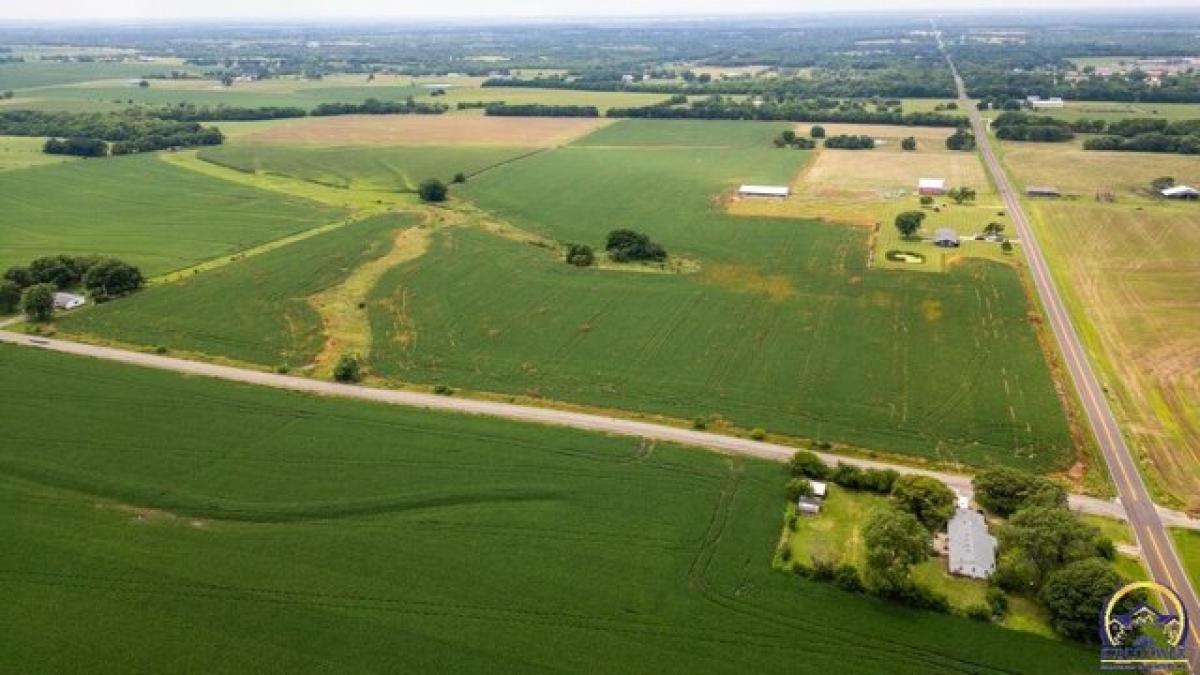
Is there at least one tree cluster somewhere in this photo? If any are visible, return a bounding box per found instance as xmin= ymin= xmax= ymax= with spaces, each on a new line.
xmin=822 ymin=134 xmax=875 ymax=149
xmin=0 ymin=109 xmax=224 ymax=157
xmin=991 ymin=112 xmax=1074 ymax=142
xmin=773 ymin=130 xmax=815 ymax=149
xmin=2 ymin=254 xmax=144 ymax=317
xmin=945 ymin=128 xmax=976 ymax=151
xmin=310 ymin=97 xmax=448 ymax=116
xmin=605 ymin=229 xmax=667 ymax=263
xmin=1082 ymin=118 xmax=1200 ymax=155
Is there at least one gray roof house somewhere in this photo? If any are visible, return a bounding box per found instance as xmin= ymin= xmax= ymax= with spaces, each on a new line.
xmin=933 ymin=228 xmax=960 ymax=248
xmin=948 ymin=508 xmax=996 ymax=579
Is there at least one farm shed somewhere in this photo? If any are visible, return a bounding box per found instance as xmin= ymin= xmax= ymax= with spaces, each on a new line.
xmin=917 ymin=178 xmax=946 ymax=195
xmin=738 ymin=184 xmax=790 ymax=198
xmin=947 ymin=508 xmax=996 ymax=579
xmin=1162 ymin=185 xmax=1200 ymax=200
xmin=53 ymin=292 xmax=86 ymax=310
xmin=934 ymin=228 xmax=960 ymax=247
xmin=1026 ymin=96 xmax=1064 ymax=109
xmin=1026 ymin=186 xmax=1061 ymax=197
xmin=797 ymin=480 xmax=828 ymax=515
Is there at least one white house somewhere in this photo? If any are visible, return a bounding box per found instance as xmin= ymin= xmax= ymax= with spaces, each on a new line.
xmin=738 ymin=184 xmax=790 ymax=198
xmin=53 ymin=292 xmax=86 ymax=310
xmin=917 ymin=178 xmax=946 ymax=195
xmin=1162 ymin=185 xmax=1200 ymax=200
xmin=948 ymin=507 xmax=996 ymax=579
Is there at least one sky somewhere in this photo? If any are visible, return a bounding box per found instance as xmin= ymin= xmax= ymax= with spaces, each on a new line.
xmin=3 ymin=0 xmax=1197 ymax=21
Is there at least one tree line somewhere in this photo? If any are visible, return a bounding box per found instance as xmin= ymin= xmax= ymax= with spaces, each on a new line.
xmin=606 ymin=98 xmax=963 ymax=127
xmin=1082 ymin=117 xmax=1200 ymax=155
xmin=484 ymin=104 xmax=600 ymax=118
xmin=0 ymin=109 xmax=225 ymax=157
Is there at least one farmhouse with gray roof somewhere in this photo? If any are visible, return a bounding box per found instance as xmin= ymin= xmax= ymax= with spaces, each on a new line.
xmin=947 ymin=507 xmax=996 ymax=579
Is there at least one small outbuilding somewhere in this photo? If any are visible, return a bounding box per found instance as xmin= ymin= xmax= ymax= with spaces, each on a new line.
xmin=1162 ymin=185 xmax=1200 ymax=200
xmin=797 ymin=480 xmax=829 ymax=515
xmin=917 ymin=178 xmax=946 ymax=195
xmin=53 ymin=292 xmax=86 ymax=310
xmin=738 ymin=184 xmax=790 ymax=198
xmin=933 ymin=228 xmax=960 ymax=247
xmin=1026 ymin=185 xmax=1061 ymax=197
xmin=948 ymin=507 xmax=996 ymax=579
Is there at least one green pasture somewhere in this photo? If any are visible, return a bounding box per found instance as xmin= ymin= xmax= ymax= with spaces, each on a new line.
xmin=0 ymin=135 xmax=76 ymax=171
xmin=58 ymin=213 xmax=415 ymax=367
xmin=573 ymin=118 xmax=791 ymax=148
xmin=441 ymin=85 xmax=670 ymax=113
xmin=1032 ymin=100 xmax=1200 ymax=123
xmin=1173 ymin=530 xmax=1200 ymax=591
xmin=0 ymin=60 xmax=205 ymax=90
xmin=0 ymin=154 xmax=346 ymax=275
xmin=198 ymin=143 xmax=539 ymax=191
xmin=0 ymin=344 xmax=1095 ymax=673
xmin=5 ymin=82 xmax=429 ymax=112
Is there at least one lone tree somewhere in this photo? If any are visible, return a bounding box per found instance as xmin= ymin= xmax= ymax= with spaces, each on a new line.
xmin=19 ymin=283 xmax=56 ymax=322
xmin=1150 ymin=176 xmax=1176 ymax=192
xmin=781 ymin=130 xmax=797 ymax=144
xmin=946 ymin=128 xmax=976 ymax=151
xmin=919 ymin=195 xmax=934 ymax=206
xmin=333 ymin=353 xmax=363 ymax=383
xmin=894 ymin=210 xmax=926 ymax=238
xmin=418 ymin=178 xmax=448 ymax=203
xmin=452 ymin=172 xmax=466 ymax=184
xmin=890 ymin=475 xmax=956 ymax=531
xmin=983 ymin=221 xmax=1005 ymax=237
xmin=901 ymin=136 xmax=917 ymax=151
xmin=0 ymin=280 xmax=20 ymax=314
xmin=1039 ymin=558 xmax=1124 ymax=642
xmin=810 ymin=125 xmax=826 ymax=139
xmin=564 ymin=243 xmax=595 ymax=267
xmin=863 ymin=508 xmax=930 ymax=592
xmin=972 ymin=467 xmax=1066 ymax=517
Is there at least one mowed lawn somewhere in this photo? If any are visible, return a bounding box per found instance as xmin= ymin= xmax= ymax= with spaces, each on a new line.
xmin=0 ymin=154 xmax=347 ymax=275
xmin=198 ymin=143 xmax=539 ymax=191
xmin=59 ymin=213 xmax=417 ymax=367
xmin=372 ymin=120 xmax=1072 ymax=471
xmin=0 ymin=345 xmax=1094 ymax=673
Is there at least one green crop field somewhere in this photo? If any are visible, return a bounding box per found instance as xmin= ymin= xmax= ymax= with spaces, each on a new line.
xmin=0 ymin=60 xmax=205 ymax=89
xmin=198 ymin=143 xmax=539 ymax=191
xmin=0 ymin=135 xmax=77 ymax=171
xmin=57 ymin=119 xmax=1073 ymax=472
xmin=0 ymin=344 xmax=1094 ymax=673
xmin=14 ymin=82 xmax=429 ymax=112
xmin=59 ymin=213 xmax=416 ymax=367
xmin=0 ymin=154 xmax=347 ymax=275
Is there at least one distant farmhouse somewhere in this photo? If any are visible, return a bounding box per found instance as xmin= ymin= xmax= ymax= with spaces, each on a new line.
xmin=796 ymin=480 xmax=828 ymax=515
xmin=917 ymin=178 xmax=946 ymax=195
xmin=948 ymin=500 xmax=996 ymax=579
xmin=1026 ymin=95 xmax=1064 ymax=109
xmin=738 ymin=184 xmax=790 ymax=198
xmin=934 ymin=228 xmax=960 ymax=248
xmin=1162 ymin=185 xmax=1200 ymax=200
xmin=1026 ymin=185 xmax=1061 ymax=198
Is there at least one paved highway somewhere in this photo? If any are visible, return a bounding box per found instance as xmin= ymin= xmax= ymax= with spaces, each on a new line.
xmin=941 ymin=40 xmax=1200 ymax=668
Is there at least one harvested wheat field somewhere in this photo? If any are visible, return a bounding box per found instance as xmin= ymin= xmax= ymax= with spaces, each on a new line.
xmin=243 ymin=114 xmax=612 ymax=146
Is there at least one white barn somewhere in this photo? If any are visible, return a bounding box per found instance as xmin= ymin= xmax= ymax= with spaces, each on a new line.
xmin=1162 ymin=185 xmax=1200 ymax=200
xmin=917 ymin=178 xmax=946 ymax=195
xmin=738 ymin=184 xmax=790 ymax=198
xmin=947 ymin=507 xmax=996 ymax=579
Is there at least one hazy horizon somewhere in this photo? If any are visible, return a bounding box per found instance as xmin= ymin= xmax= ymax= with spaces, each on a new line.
xmin=3 ymin=1 xmax=1199 ymax=22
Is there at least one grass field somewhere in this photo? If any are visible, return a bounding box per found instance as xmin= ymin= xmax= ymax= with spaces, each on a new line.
xmin=198 ymin=144 xmax=539 ymax=191
xmin=0 ymin=135 xmax=76 ymax=171
xmin=999 ymin=140 xmax=1200 ymax=505
xmin=0 ymin=154 xmax=347 ymax=275
xmin=0 ymin=344 xmax=1096 ymax=673
xmin=58 ymin=213 xmax=417 ymax=368
xmin=1172 ymin=530 xmax=1200 ymax=592
xmin=0 ymin=60 xmax=206 ymax=89
xmin=1028 ymin=100 xmax=1200 ymax=123
xmin=440 ymin=86 xmax=670 ymax=112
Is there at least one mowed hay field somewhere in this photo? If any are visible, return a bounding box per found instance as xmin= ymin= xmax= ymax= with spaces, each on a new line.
xmin=1003 ymin=143 xmax=1200 ymax=502
xmin=0 ymin=135 xmax=78 ymax=172
xmin=369 ymin=119 xmax=1072 ymax=470
xmin=0 ymin=154 xmax=347 ymax=275
xmin=0 ymin=345 xmax=1094 ymax=674
xmin=240 ymin=114 xmax=610 ymax=146
xmin=198 ymin=144 xmax=539 ymax=191
xmin=59 ymin=213 xmax=418 ymax=368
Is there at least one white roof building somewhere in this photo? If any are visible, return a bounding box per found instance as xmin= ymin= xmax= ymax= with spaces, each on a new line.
xmin=948 ymin=508 xmax=996 ymax=579
xmin=917 ymin=178 xmax=946 ymax=194
xmin=53 ymin=292 xmax=86 ymax=310
xmin=738 ymin=184 xmax=790 ymax=198
xmin=1029 ymin=97 xmax=1064 ymax=108
xmin=810 ymin=480 xmax=828 ymax=498
xmin=1161 ymin=185 xmax=1200 ymax=199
